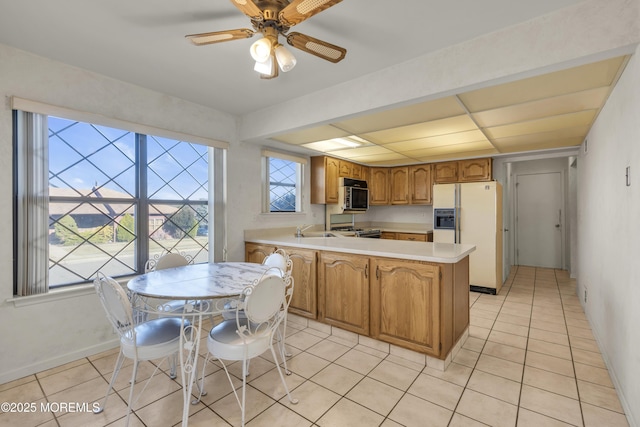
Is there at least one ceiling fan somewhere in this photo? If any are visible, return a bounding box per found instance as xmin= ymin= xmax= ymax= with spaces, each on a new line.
xmin=185 ymin=0 xmax=347 ymax=79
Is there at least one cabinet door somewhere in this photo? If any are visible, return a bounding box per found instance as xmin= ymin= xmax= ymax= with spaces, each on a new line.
xmin=370 ymin=258 xmax=440 ymax=355
xmin=433 ymin=161 xmax=459 ymax=184
xmin=325 ymin=157 xmax=340 ymax=203
xmin=459 ymin=158 xmax=492 ymax=182
xmin=351 ymin=163 xmax=363 ymax=179
xmin=390 ymin=167 xmax=409 ymax=205
xmin=369 ymin=168 xmax=390 ymax=205
xmin=318 ymin=252 xmax=370 ymax=335
xmin=380 ymin=232 xmax=397 ymax=240
xmin=409 ymin=164 xmax=433 ymax=204
xmin=281 ymin=246 xmax=317 ymax=319
xmin=245 ymin=242 xmax=276 ymax=263
xmin=338 ymin=160 xmax=352 ymax=178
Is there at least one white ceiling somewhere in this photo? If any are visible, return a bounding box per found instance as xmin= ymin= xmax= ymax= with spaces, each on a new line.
xmin=0 ymin=0 xmax=627 ymax=165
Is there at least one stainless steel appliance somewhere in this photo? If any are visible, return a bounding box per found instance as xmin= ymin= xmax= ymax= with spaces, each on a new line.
xmin=331 ymin=225 xmax=382 ymax=238
xmin=433 ymin=182 xmax=503 ymax=294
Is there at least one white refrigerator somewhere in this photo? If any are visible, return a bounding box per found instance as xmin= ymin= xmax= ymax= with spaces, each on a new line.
xmin=433 ymin=182 xmax=503 ymax=294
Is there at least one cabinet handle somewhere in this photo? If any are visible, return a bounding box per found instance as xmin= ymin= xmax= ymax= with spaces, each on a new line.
xmin=376 ymin=265 xmax=379 ymax=279
xmin=365 ymin=264 xmax=369 ymax=279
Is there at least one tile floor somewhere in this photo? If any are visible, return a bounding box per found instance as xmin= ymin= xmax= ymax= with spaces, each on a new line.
xmin=0 ymin=266 xmax=630 ymax=427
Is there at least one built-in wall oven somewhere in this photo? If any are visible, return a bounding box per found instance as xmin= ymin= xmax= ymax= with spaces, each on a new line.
xmin=340 ymin=178 xmax=369 ymax=212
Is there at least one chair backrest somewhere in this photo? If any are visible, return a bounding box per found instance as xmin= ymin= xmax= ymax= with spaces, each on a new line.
xmin=262 ymin=249 xmax=292 ymax=278
xmin=236 ymin=268 xmax=286 ymax=335
xmin=145 ymin=251 xmax=192 ymax=272
xmin=94 ymin=271 xmax=135 ymax=344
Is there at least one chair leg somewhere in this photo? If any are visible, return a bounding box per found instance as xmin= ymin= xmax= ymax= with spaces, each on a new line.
xmin=125 ymin=358 xmax=139 ymax=426
xmin=277 ymin=325 xmax=291 ymax=375
xmin=93 ymin=350 xmax=125 ymax=414
xmin=169 ymin=353 xmax=177 ymax=379
xmin=217 ymin=358 xmax=246 ymax=426
xmin=270 ymin=344 xmax=298 ymax=405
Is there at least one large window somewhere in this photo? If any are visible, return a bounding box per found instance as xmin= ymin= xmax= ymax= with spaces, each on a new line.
xmin=14 ymin=109 xmax=224 ymax=293
xmin=263 ymin=152 xmax=305 ymax=213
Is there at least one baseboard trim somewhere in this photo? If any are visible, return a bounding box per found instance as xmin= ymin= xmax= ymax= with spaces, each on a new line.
xmin=0 ymin=339 xmax=119 ymax=385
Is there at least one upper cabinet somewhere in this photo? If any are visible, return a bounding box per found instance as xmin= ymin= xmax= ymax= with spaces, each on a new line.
xmin=311 ymin=156 xmax=492 ymax=205
xmin=409 ymin=164 xmax=433 ymax=205
xmin=459 ymin=158 xmax=492 ymax=182
xmin=433 ymin=161 xmax=459 ymax=184
xmin=369 ymin=167 xmax=390 ymax=205
xmin=311 ymin=156 xmax=340 ymax=204
xmin=390 ymin=167 xmax=409 ymax=205
xmin=312 ymin=156 xmax=369 ymax=204
xmin=433 ymin=158 xmax=492 ymax=183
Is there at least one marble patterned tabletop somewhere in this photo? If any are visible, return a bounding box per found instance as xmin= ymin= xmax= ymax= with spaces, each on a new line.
xmin=127 ymin=262 xmax=272 ymax=299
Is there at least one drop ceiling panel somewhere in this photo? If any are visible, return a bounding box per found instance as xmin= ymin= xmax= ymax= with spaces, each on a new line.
xmin=362 ymin=115 xmax=478 ymax=144
xmin=383 ymin=130 xmax=489 ymax=151
xmin=334 ymin=97 xmax=465 ymax=134
xmin=491 ymin=126 xmax=589 ymax=149
xmin=485 ymin=110 xmax=597 ymax=139
xmin=416 ymin=149 xmax=500 ymax=163
xmin=346 ymin=152 xmax=413 ymax=163
xmin=458 ymin=56 xmax=625 ymax=112
xmin=272 ymin=125 xmax=350 ymax=145
xmin=323 ymin=145 xmax=396 ymax=158
xmin=472 ymin=87 xmax=610 ymax=128
xmin=494 ymin=137 xmax=585 ymax=153
xmin=404 ymin=140 xmax=496 ymax=158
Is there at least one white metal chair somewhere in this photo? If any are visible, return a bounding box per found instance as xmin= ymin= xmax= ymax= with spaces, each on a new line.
xmin=222 ymin=249 xmax=295 ymax=374
xmin=199 ymin=268 xmax=298 ymax=426
xmin=93 ymin=272 xmax=187 ymax=426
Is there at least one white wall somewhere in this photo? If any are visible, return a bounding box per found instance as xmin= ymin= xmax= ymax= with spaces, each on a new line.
xmin=0 ymin=44 xmax=243 ymax=383
xmin=577 ymin=47 xmax=640 ymax=427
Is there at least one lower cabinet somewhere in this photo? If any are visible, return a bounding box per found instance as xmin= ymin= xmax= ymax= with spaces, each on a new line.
xmin=370 ymin=258 xmax=440 ymax=354
xmin=318 ymin=252 xmax=370 ymax=335
xmin=245 ymin=243 xmax=318 ymax=319
xmin=246 ymin=241 xmax=469 ymax=359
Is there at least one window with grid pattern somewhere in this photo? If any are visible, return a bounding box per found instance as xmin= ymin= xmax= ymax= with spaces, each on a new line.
xmin=265 ymin=156 xmax=303 ymax=213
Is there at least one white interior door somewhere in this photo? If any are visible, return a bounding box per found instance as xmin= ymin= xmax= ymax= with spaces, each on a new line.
xmin=515 ymin=172 xmax=563 ymax=268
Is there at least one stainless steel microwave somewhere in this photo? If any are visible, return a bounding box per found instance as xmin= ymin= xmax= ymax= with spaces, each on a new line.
xmin=340 ymin=178 xmax=369 ymax=211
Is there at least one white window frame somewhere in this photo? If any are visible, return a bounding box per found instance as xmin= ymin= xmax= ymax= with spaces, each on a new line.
xmin=261 ymin=150 xmax=306 ymax=214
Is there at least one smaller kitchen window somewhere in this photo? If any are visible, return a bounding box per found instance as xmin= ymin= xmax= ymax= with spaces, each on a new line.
xmin=262 ymin=150 xmax=306 ymax=213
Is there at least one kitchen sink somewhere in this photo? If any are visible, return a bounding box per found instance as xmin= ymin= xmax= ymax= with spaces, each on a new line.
xmin=299 ymin=232 xmax=337 ymax=238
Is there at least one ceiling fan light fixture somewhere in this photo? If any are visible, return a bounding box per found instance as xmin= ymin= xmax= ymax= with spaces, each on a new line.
xmin=250 ymin=37 xmax=272 ymax=63
xmin=254 ymin=55 xmax=274 ymax=75
xmin=274 ymin=44 xmax=297 ymax=72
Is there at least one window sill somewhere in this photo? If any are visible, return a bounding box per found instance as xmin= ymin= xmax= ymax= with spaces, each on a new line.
xmin=6 ymin=276 xmax=135 ymax=308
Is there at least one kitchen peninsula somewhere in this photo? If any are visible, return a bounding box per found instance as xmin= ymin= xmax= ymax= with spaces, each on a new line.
xmin=244 ymin=228 xmax=475 ymax=367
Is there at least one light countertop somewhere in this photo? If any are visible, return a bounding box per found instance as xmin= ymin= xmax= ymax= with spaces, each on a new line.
xmin=244 ymin=229 xmax=475 ymax=264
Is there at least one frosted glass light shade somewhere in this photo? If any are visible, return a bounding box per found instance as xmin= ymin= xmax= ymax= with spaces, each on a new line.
xmin=254 ymin=56 xmax=274 ymax=75
xmin=250 ymin=37 xmax=272 ymax=63
xmin=274 ymin=45 xmax=297 ymax=72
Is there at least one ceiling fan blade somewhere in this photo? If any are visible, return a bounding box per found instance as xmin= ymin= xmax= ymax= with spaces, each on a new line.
xmin=286 ymin=32 xmax=346 ymax=63
xmin=185 ymin=29 xmax=255 ymax=46
xmin=279 ymin=0 xmax=342 ymax=26
xmin=229 ymin=0 xmax=263 ymax=21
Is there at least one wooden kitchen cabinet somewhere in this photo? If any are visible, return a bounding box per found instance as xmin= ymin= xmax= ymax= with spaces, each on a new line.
xmin=433 ymin=161 xmax=459 ymax=184
xmin=369 ymin=167 xmax=390 ymax=205
xmin=390 ymin=167 xmax=410 ymax=205
xmin=396 ymin=232 xmax=427 ymax=242
xmin=318 ymin=251 xmax=370 ymax=335
xmin=409 ymin=164 xmax=433 ymax=204
xmin=311 ymin=156 xmax=339 ymax=204
xmin=381 ymin=231 xmax=396 ymax=240
xmin=459 ymin=158 xmax=492 ymax=182
xmin=370 ymin=258 xmax=440 ymax=354
xmin=338 ymin=160 xmax=352 ymax=178
xmin=245 ymin=243 xmax=318 ymax=319
xmin=245 ymin=242 xmax=276 ymax=263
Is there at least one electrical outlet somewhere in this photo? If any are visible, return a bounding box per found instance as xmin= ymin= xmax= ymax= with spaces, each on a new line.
xmin=584 ymin=288 xmax=588 ymax=303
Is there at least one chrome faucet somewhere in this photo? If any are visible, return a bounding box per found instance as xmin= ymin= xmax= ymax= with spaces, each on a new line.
xmin=295 ymin=224 xmax=313 ymax=238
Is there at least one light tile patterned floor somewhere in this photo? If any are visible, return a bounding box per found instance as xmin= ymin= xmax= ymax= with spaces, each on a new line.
xmin=0 ymin=266 xmax=630 ymax=426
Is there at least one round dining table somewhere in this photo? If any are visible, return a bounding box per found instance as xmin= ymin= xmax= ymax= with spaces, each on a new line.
xmin=127 ymin=262 xmax=273 ymax=427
